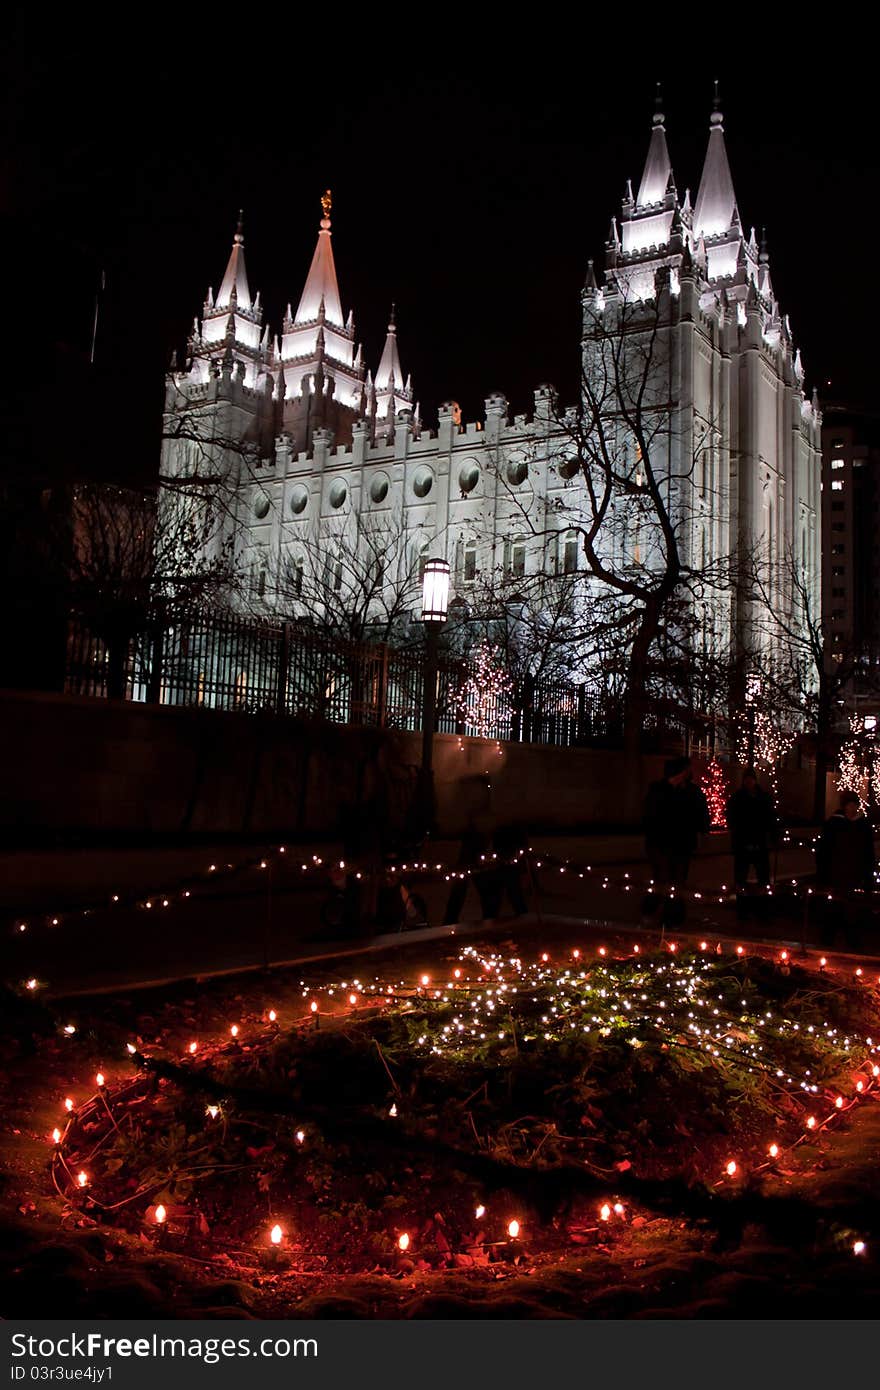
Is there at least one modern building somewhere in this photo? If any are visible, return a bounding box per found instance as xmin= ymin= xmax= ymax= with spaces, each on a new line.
xmin=821 ymin=404 xmax=880 ymax=694
xmin=160 ymin=93 xmax=822 ymax=696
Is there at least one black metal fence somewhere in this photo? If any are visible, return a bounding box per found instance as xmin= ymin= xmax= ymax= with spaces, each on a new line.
xmin=64 ymin=608 xmax=695 ymax=751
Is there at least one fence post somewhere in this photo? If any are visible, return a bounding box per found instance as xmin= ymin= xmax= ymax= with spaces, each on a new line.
xmin=577 ymin=685 xmax=587 ymax=743
xmin=377 ymin=643 xmax=389 ymax=727
xmin=146 ymin=619 xmax=164 ymax=705
xmin=276 ymin=622 xmax=291 ymax=716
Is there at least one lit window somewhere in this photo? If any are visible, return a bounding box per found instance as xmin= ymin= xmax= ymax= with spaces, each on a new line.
xmin=509 ymin=537 xmax=526 ymax=578
xmin=323 ymin=552 xmax=343 ymax=592
xmin=831 ymin=479 xmax=844 ymax=491
xmin=463 ymin=540 xmax=477 ymax=583
xmin=563 ymin=531 xmax=579 ymax=574
xmin=831 ymin=458 xmax=845 ymax=470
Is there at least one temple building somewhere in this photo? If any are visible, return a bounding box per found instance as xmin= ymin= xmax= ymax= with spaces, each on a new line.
xmin=160 ymin=93 xmax=821 ymax=684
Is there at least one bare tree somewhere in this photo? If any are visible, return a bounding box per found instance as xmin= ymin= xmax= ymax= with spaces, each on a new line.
xmin=67 ymin=481 xmax=239 ymax=700
xmin=452 ymin=562 xmax=593 ymax=686
xmin=262 ymin=510 xmax=431 ymax=644
xmin=477 ymin=272 xmax=733 ymax=779
xmin=158 ymin=367 xmax=271 ymax=530
xmin=742 ymin=543 xmax=876 ymax=822
xmin=567 ymin=275 xmax=734 ymax=758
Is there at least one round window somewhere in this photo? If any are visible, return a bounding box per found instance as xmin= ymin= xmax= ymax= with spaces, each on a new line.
xmin=329 ymin=480 xmax=347 ymax=510
xmin=559 ymin=458 xmax=580 ymax=480
xmin=413 ymin=468 xmax=433 ymax=499
xmin=253 ymin=494 xmax=270 ymax=519
xmin=458 ymin=463 xmax=479 ymax=494
xmin=370 ymin=473 xmax=389 ymax=504
xmin=289 ymin=485 xmax=309 ymax=516
xmin=507 ymin=457 xmax=528 ymax=486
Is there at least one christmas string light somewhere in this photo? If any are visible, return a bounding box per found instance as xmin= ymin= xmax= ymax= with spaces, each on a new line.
xmin=455 ymin=642 xmax=514 ymax=739
xmin=41 ymin=940 xmax=879 ymax=1283
xmin=701 ymin=758 xmax=729 ymax=828
xmin=8 ymin=822 xmax=872 ymax=982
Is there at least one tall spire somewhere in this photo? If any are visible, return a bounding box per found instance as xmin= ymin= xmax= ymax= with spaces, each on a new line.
xmin=373 ymin=303 xmax=414 ymax=434
xmin=294 ymin=190 xmax=344 ymax=327
xmin=277 ymin=190 xmax=365 ymax=453
xmin=636 ymin=84 xmax=672 ymax=207
xmin=694 ymin=84 xmax=739 ymax=239
xmin=216 ymin=211 xmax=252 ymax=311
xmin=185 ymin=211 xmax=264 ymax=381
xmin=375 ymin=304 xmax=403 ymax=390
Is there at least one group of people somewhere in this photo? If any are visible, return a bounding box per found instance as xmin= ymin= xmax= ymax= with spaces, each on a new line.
xmin=336 ymin=756 xmax=877 ymax=948
xmin=441 ymin=822 xmax=529 ymax=925
xmin=642 ymin=755 xmax=876 ymax=946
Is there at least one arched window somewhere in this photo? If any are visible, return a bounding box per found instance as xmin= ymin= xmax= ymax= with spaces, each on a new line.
xmin=252 ymin=553 xmax=268 ymax=598
xmin=507 ymin=535 xmax=526 ymax=578
xmin=292 ymin=556 xmax=304 ymax=597
xmin=563 ymin=531 xmax=579 ymax=574
xmin=323 ymin=549 xmax=343 ymax=593
xmin=458 ymin=537 xmax=477 ymax=584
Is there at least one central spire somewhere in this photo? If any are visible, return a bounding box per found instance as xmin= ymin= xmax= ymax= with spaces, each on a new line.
xmin=693 ymin=86 xmax=739 ymax=239
xmin=294 ymin=189 xmax=344 ymax=328
xmin=636 ymin=84 xmax=672 ymax=207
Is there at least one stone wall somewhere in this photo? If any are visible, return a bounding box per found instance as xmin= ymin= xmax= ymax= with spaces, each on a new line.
xmin=0 ymin=689 xmax=827 ymax=843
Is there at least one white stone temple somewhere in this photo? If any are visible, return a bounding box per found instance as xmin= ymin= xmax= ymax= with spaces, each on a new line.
xmin=160 ymin=92 xmax=822 ymax=680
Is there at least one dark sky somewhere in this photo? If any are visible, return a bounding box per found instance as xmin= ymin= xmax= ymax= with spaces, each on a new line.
xmin=4 ymin=22 xmax=875 ymax=483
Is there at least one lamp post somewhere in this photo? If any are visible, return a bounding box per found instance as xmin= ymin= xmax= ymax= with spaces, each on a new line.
xmin=418 ymin=558 xmax=451 ymax=836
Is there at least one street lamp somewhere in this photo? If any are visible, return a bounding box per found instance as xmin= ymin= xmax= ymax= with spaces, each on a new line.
xmin=418 ymin=559 xmax=451 ymax=836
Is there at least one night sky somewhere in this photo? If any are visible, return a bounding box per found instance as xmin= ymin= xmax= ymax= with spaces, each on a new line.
xmin=3 ymin=23 xmax=874 ymax=484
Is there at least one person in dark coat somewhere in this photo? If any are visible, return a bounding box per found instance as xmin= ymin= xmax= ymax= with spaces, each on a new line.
xmin=481 ymin=822 xmax=530 ymax=918
xmin=725 ymin=769 xmax=779 ymax=891
xmin=642 ymin=756 xmax=711 ymax=926
xmin=442 ymin=820 xmax=492 ymax=924
xmin=816 ymin=791 xmax=876 ymax=948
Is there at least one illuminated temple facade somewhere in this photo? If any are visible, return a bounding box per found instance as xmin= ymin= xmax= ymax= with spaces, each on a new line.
xmin=161 ymin=96 xmax=821 ymax=668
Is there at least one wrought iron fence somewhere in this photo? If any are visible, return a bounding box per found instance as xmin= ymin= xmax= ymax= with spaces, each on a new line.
xmin=64 ymin=607 xmax=686 ymax=750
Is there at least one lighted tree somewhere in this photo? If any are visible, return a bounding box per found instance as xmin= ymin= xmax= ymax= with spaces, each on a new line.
xmin=701 ymin=758 xmax=728 ymax=828
xmin=741 ymin=543 xmax=880 ymax=824
xmin=456 ymin=641 xmax=514 ymax=738
xmin=838 ymin=716 xmax=876 ymax=813
xmin=734 ymin=706 xmax=792 ymax=802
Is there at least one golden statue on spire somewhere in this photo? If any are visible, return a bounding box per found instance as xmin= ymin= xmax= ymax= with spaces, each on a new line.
xmin=321 ymin=189 xmax=332 ymax=220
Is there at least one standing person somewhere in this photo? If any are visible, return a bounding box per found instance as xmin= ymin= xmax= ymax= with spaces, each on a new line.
xmin=442 ymin=818 xmax=492 ymax=924
xmin=642 ymin=756 xmax=711 ymax=928
xmin=725 ymin=769 xmax=779 ymax=909
xmin=483 ymin=822 xmax=530 ymax=919
xmin=816 ymin=792 xmax=876 ymax=949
